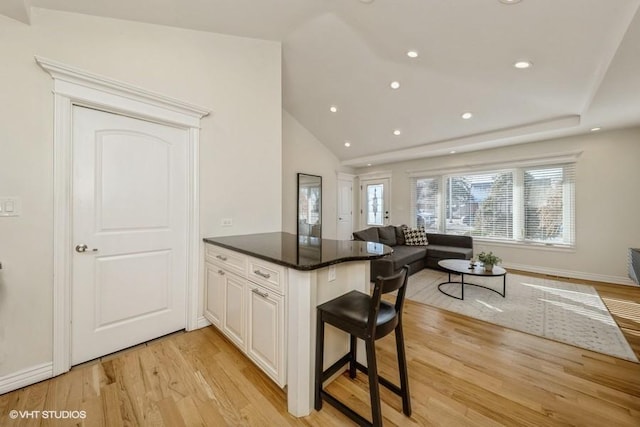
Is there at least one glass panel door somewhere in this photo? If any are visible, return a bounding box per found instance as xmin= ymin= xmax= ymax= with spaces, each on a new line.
xmin=361 ymin=178 xmax=390 ymax=227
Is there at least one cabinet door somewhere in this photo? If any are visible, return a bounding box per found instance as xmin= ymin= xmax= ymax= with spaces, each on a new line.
xmin=223 ymin=273 xmax=247 ymax=351
xmin=247 ymin=282 xmax=285 ymax=386
xmin=204 ymin=262 xmax=225 ymax=327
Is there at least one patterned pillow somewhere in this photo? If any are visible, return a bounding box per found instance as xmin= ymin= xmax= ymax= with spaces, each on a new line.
xmin=403 ymin=227 xmax=428 ymax=246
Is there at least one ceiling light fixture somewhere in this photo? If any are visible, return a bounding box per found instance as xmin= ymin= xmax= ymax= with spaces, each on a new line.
xmin=359 ymin=0 xmax=375 ymax=3
xmin=514 ymin=60 xmax=532 ymax=69
xmin=450 ymin=150 xmax=457 ymax=154
xmin=329 ymin=105 xmax=338 ymax=113
xmin=461 ymin=112 xmax=473 ymax=120
xmin=590 ymin=127 xmax=601 ymax=131
xmin=390 ymin=81 xmax=400 ymax=89
xmin=367 ymin=163 xmax=372 ymax=166
xmin=393 ymin=129 xmax=401 ymax=136
xmin=499 ymin=0 xmax=522 ymax=4
xmin=407 ymin=50 xmax=419 ymax=58
xmin=344 ymin=141 xmax=351 ymax=147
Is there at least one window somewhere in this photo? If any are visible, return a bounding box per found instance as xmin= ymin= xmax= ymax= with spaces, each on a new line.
xmin=524 ymin=165 xmax=575 ymax=245
xmin=410 ymin=162 xmax=575 ymax=247
xmin=413 ymin=177 xmax=439 ymax=231
xmin=447 ymin=171 xmax=513 ymax=239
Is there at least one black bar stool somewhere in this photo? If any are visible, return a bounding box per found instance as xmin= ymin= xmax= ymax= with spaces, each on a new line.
xmin=314 ymin=266 xmax=411 ymax=426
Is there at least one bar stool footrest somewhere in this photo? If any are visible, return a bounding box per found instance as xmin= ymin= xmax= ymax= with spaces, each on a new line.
xmin=321 ymin=390 xmax=373 ymax=427
xmin=354 ymin=361 xmax=403 ymax=396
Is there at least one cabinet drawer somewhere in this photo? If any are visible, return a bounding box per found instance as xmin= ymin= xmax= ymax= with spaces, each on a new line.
xmin=248 ymin=257 xmax=285 ymax=294
xmin=205 ymin=244 xmax=247 ymax=277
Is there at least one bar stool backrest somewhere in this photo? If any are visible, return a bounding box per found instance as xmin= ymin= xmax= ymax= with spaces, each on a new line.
xmin=368 ymin=265 xmax=410 ymax=340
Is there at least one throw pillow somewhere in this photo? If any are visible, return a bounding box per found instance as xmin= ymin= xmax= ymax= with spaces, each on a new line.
xmin=378 ymin=225 xmax=397 ymax=246
xmin=403 ymin=227 xmax=428 ymax=246
xmin=352 ymin=227 xmax=379 ymax=243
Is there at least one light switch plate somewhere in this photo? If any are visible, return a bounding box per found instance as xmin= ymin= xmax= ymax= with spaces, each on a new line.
xmin=221 ymin=218 xmax=233 ymax=227
xmin=0 ymin=197 xmax=21 ymax=217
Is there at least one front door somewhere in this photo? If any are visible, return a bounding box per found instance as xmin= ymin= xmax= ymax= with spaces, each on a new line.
xmin=71 ymin=106 xmax=188 ymax=364
xmin=360 ymin=178 xmax=391 ymax=228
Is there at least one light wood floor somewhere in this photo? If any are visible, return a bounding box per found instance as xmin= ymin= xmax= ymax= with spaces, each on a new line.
xmin=1 ymin=279 xmax=639 ymax=426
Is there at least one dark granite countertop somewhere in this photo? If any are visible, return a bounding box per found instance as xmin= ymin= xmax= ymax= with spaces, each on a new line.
xmin=203 ymin=232 xmax=392 ymax=271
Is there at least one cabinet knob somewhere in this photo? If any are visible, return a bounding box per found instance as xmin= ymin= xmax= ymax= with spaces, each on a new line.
xmin=218 ymin=270 xmax=225 ymax=275
xmin=216 ymin=255 xmax=228 ymax=261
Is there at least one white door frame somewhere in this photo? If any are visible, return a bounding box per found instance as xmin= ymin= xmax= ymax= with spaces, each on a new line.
xmin=36 ymin=57 xmax=210 ymax=376
xmin=358 ymin=171 xmax=392 ymax=229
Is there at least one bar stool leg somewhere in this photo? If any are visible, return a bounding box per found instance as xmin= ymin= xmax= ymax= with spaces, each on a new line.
xmin=349 ymin=335 xmax=357 ymax=378
xmin=365 ymin=340 xmax=383 ymax=427
xmin=395 ymin=325 xmax=411 ymax=416
xmin=314 ymin=313 xmax=325 ymax=410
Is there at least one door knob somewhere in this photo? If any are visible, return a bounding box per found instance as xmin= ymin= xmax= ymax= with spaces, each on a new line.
xmin=75 ymin=244 xmax=98 ymax=253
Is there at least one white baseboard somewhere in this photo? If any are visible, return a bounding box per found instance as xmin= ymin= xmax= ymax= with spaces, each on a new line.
xmin=196 ymin=316 xmax=211 ymax=329
xmin=0 ymin=362 xmax=53 ymax=395
xmin=504 ymin=262 xmax=637 ymax=286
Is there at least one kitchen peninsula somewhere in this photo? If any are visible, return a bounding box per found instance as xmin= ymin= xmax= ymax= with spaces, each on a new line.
xmin=203 ymin=232 xmax=392 ymax=417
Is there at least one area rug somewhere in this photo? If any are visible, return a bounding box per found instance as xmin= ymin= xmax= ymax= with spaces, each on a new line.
xmin=406 ymin=268 xmax=638 ymax=362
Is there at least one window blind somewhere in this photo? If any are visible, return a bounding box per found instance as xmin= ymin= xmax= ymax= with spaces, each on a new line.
xmin=523 ymin=164 xmax=575 ymax=245
xmin=412 ymin=177 xmax=440 ymax=231
xmin=445 ymin=172 xmax=513 ymax=238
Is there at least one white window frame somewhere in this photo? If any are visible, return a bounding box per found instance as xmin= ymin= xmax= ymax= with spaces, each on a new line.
xmin=407 ymin=152 xmax=580 ymax=249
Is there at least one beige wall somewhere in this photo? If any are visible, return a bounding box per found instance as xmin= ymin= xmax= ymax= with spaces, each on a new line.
xmin=0 ymin=9 xmax=282 ymax=377
xmin=355 ymin=127 xmax=640 ymax=284
xmin=282 ymin=110 xmax=354 ymax=239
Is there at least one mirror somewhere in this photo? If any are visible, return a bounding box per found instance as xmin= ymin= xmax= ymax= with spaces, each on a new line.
xmin=297 ymin=173 xmax=322 ymax=238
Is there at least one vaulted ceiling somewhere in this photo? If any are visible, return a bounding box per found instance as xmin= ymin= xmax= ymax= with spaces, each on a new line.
xmin=4 ymin=0 xmax=640 ymax=166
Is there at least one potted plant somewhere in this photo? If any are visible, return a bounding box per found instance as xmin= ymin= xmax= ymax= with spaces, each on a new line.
xmin=478 ymin=251 xmax=502 ymax=272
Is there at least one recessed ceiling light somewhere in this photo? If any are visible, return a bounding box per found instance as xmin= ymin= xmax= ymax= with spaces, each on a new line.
xmin=329 ymin=105 xmax=338 ymax=113
xmin=390 ymin=81 xmax=400 ymax=89
xmin=450 ymin=150 xmax=457 ymax=154
xmin=344 ymin=141 xmax=351 ymax=147
xmin=461 ymin=112 xmax=473 ymax=120
xmin=590 ymin=127 xmax=601 ymax=131
xmin=393 ymin=129 xmax=401 ymax=136
xmin=367 ymin=163 xmax=372 ymax=166
xmin=514 ymin=60 xmax=532 ymax=69
xmin=359 ymin=0 xmax=375 ymax=3
xmin=499 ymin=0 xmax=522 ymax=4
xmin=407 ymin=50 xmax=419 ymax=58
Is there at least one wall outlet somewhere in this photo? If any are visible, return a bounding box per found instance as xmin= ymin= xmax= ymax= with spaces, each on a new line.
xmin=328 ymin=265 xmax=336 ymax=282
xmin=0 ymin=197 xmax=21 ymax=217
xmin=221 ymin=218 xmax=233 ymax=227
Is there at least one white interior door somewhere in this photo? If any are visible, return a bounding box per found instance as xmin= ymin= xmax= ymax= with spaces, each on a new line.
xmin=71 ymin=106 xmax=188 ymax=365
xmin=360 ymin=178 xmax=391 ymax=228
xmin=337 ymin=178 xmax=353 ymax=240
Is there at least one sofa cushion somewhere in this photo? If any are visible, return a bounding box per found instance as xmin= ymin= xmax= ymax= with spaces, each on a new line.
xmin=353 ymin=227 xmax=379 ymax=243
xmin=394 ymin=225 xmax=408 ymax=245
xmin=403 ymin=227 xmax=429 ymax=245
xmin=389 ymin=245 xmax=427 ymax=269
xmin=378 ymin=225 xmax=397 ymax=246
xmin=426 ymin=245 xmax=473 ymax=260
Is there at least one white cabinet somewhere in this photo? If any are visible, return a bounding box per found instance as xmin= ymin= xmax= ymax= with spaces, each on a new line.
xmin=204 ymin=244 xmax=286 ymax=387
xmin=247 ymin=282 xmax=285 ymax=386
xmin=204 ymin=262 xmax=224 ymax=327
xmin=223 ymin=272 xmax=247 ymax=351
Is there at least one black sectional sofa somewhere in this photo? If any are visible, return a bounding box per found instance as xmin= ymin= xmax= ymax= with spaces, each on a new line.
xmin=353 ymin=225 xmax=473 ymax=279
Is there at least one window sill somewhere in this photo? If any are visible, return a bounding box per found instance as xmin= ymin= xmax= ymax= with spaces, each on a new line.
xmin=473 ymin=238 xmax=576 ymax=253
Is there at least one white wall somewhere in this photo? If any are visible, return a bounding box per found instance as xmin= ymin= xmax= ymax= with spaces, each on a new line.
xmin=0 ymin=9 xmax=282 ymax=378
xmin=354 ymin=127 xmax=640 ymax=284
xmin=282 ymin=110 xmax=354 ymax=239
